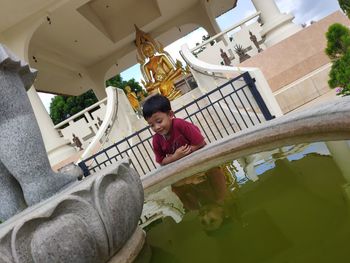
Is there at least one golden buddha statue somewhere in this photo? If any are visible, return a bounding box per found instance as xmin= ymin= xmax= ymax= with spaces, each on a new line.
xmin=125 ymin=86 xmax=140 ymax=112
xmin=135 ymin=25 xmax=182 ymax=100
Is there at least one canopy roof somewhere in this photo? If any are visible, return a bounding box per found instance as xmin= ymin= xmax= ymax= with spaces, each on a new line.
xmin=0 ymin=0 xmax=237 ymax=96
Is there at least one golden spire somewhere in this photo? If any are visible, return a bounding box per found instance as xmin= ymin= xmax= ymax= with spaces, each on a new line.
xmin=134 ymin=25 xmax=161 ymax=61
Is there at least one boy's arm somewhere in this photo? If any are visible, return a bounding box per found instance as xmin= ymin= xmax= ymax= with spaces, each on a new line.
xmin=160 ymin=144 xmax=192 ymax=165
xmin=190 ymin=140 xmax=206 ymax=152
xmin=161 ymin=141 xmax=206 ymax=165
xmin=160 ymin=154 xmax=179 ymax=165
xmin=178 ymin=119 xmax=206 ymax=153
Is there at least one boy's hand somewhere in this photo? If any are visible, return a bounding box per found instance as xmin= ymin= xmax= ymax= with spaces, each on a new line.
xmin=174 ymin=144 xmax=192 ymax=158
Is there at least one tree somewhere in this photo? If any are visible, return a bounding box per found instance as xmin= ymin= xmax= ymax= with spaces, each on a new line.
xmin=325 ymin=23 xmax=350 ymax=59
xmin=106 ymin=74 xmax=142 ymax=93
xmin=49 ymin=74 xmax=144 ymax=124
xmin=49 ymin=90 xmax=98 ymax=125
xmin=339 ymin=0 xmax=350 ymax=19
xmin=325 ymin=23 xmax=350 ymax=96
xmin=328 ymin=51 xmax=350 ymax=96
xmin=105 ymin=74 xmax=123 ymax=89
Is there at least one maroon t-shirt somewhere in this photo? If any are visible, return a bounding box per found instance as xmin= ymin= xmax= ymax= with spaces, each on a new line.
xmin=152 ymin=118 xmax=205 ymax=164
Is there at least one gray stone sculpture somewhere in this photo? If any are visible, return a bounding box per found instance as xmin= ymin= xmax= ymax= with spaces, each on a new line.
xmin=0 ymin=44 xmax=76 ymax=221
xmin=234 ymin=44 xmax=251 ymax=63
xmin=220 ymin=48 xmax=231 ymax=66
xmin=0 ymin=160 xmax=144 ymax=262
xmin=249 ymin=31 xmax=263 ymax=53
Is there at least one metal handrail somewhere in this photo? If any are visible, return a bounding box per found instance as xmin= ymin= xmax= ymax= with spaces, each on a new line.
xmin=78 ymin=72 xmax=274 ymax=177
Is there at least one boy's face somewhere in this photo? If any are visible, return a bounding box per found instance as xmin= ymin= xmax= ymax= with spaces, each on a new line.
xmin=146 ymin=111 xmax=173 ymax=136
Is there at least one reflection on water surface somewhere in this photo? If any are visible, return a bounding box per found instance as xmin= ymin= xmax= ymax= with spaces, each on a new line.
xmin=137 ymin=141 xmax=350 ymax=263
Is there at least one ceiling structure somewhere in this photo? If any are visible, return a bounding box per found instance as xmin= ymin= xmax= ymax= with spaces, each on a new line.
xmin=0 ymin=0 xmax=237 ymax=97
xmin=0 ymin=0 xmax=58 ymax=32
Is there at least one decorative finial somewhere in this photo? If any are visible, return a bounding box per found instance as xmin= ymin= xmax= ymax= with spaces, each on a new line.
xmin=0 ymin=44 xmax=37 ymax=90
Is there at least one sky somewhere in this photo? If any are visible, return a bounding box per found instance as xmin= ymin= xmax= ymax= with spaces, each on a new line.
xmin=39 ymin=0 xmax=341 ymax=113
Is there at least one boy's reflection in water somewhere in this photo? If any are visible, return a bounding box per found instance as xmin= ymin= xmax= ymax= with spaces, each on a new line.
xmin=171 ymin=164 xmax=241 ymax=232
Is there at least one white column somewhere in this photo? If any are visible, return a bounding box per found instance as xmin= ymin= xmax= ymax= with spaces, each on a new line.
xmin=200 ymin=0 xmax=233 ymax=57
xmin=251 ymin=0 xmax=301 ymax=47
xmin=201 ymin=0 xmax=221 ymax=35
xmin=27 ymin=87 xmax=77 ymax=166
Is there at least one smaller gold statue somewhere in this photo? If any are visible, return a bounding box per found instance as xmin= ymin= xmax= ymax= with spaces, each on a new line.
xmin=125 ymin=86 xmax=140 ymax=113
xmin=136 ymin=90 xmax=146 ymax=102
xmin=135 ymin=25 xmax=182 ymax=100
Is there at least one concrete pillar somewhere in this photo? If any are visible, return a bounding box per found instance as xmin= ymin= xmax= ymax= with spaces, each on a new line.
xmin=200 ymin=0 xmax=232 ymax=55
xmin=27 ymin=87 xmax=77 ymax=166
xmin=200 ymin=0 xmax=230 ymax=40
xmin=92 ymin=83 xmax=107 ymax=100
xmin=251 ymin=0 xmax=301 ymax=47
xmin=83 ymin=71 xmax=106 ymax=100
xmin=1 ymin=6 xmax=78 ymax=166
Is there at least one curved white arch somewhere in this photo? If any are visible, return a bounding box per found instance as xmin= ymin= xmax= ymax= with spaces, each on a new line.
xmin=76 ymin=86 xmax=118 ymax=162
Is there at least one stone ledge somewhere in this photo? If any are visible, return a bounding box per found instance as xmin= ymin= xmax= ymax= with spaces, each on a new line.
xmin=142 ymin=96 xmax=350 ymax=195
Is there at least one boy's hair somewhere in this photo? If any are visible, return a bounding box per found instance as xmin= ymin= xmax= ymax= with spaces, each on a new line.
xmin=142 ymin=94 xmax=172 ymax=119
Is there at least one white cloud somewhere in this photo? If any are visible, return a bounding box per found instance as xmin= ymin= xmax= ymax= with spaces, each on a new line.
xmin=120 ymin=64 xmax=143 ymax=83
xmin=244 ymin=8 xmax=257 ymax=18
xmin=276 ymin=0 xmax=341 ymax=24
xmin=275 ymin=0 xmax=299 ymax=14
xmin=165 ymin=27 xmax=208 ymax=63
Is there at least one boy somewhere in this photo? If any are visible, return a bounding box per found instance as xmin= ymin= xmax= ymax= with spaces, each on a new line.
xmin=142 ymin=94 xmax=206 ymax=165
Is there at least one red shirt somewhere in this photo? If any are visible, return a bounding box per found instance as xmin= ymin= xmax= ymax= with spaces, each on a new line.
xmin=152 ymin=118 xmax=205 ymax=164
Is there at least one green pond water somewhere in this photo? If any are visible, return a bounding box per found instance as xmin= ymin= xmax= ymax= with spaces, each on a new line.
xmin=137 ymin=141 xmax=350 ymax=263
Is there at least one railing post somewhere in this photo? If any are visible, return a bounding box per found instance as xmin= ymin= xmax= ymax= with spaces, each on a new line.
xmin=78 ymin=161 xmax=90 ymax=177
xmin=242 ymin=72 xmax=275 ymax=120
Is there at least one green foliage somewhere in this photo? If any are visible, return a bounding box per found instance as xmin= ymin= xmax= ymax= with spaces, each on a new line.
xmin=339 ymin=0 xmax=350 ymax=19
xmin=49 ymin=90 xmax=98 ymax=125
xmin=49 ymin=74 xmax=144 ymax=124
xmin=202 ymin=34 xmax=215 ymax=46
xmin=106 ymin=74 xmax=143 ymax=94
xmin=325 ymin=23 xmax=350 ymax=59
xmin=105 ymin=74 xmax=123 ymax=89
xmin=325 ymin=23 xmax=350 ymax=96
xmin=328 ymin=51 xmax=350 ymax=96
